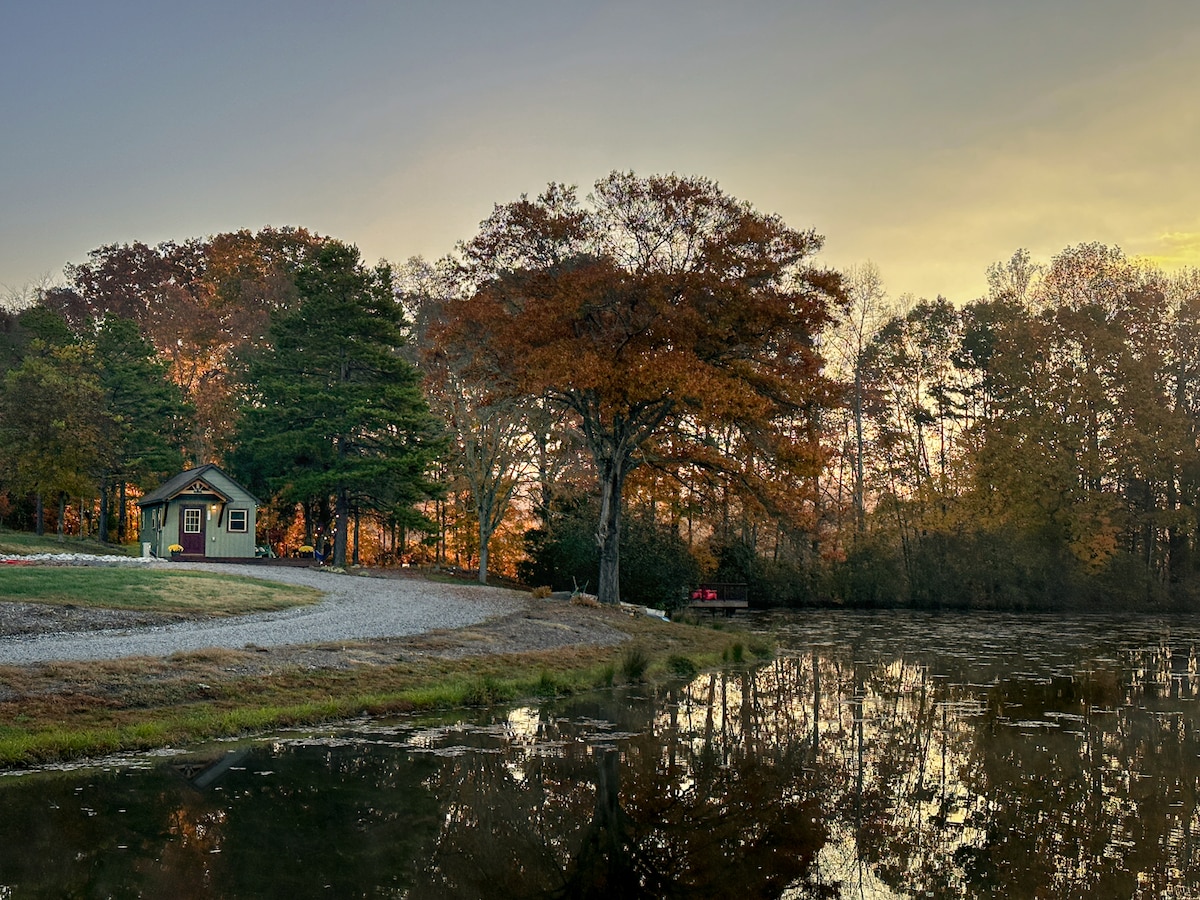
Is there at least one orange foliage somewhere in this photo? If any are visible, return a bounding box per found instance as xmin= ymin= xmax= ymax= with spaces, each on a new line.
xmin=434 ymin=172 xmax=845 ymax=602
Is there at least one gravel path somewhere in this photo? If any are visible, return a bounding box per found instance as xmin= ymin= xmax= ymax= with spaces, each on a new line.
xmin=0 ymin=562 xmax=527 ymax=666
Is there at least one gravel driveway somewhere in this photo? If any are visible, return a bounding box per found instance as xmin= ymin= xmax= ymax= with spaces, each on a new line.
xmin=0 ymin=562 xmax=527 ymax=666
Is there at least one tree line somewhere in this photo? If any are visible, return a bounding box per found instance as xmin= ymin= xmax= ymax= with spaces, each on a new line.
xmin=2 ymin=175 xmax=1198 ymax=610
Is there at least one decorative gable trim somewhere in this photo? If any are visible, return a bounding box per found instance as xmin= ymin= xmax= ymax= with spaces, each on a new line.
xmin=175 ymin=479 xmax=230 ymax=502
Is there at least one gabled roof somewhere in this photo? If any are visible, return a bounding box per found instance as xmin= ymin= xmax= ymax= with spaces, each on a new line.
xmin=137 ymin=464 xmax=260 ymax=507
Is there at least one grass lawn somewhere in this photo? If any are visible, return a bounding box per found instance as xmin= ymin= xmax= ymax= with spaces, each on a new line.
xmin=0 ymin=530 xmax=137 ymax=557
xmin=0 ymin=567 xmax=320 ymax=615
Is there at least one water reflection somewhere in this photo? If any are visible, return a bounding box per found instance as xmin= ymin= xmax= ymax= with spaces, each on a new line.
xmin=763 ymin=611 xmax=1200 ymax=898
xmin=2 ymin=611 xmax=1200 ymax=898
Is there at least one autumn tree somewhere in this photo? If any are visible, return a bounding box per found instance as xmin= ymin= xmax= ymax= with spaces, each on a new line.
xmin=423 ymin=363 xmax=533 ymax=583
xmin=1165 ymin=268 xmax=1200 ymax=580
xmin=825 ymin=262 xmax=891 ymax=539
xmin=849 ymin=245 xmax=1200 ymax=606
xmin=199 ymin=228 xmax=326 ymax=457
xmin=40 ymin=228 xmax=324 ymax=461
xmin=436 ymin=172 xmax=844 ymax=605
xmin=0 ymin=307 xmax=189 ymax=542
xmin=1009 ymin=244 xmax=1185 ymax=572
xmin=400 ymin=258 xmax=534 ymax=583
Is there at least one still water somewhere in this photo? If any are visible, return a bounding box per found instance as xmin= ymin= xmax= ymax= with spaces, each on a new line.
xmin=3 ymin=610 xmax=1200 ymax=898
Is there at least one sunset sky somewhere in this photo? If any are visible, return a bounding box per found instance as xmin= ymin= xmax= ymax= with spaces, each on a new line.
xmin=3 ymin=1 xmax=1198 ymax=304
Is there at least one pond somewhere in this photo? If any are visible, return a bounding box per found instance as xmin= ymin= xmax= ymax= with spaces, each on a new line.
xmin=2 ymin=610 xmax=1200 ymax=898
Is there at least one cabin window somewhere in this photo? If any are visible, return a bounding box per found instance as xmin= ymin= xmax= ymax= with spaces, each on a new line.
xmin=228 ymin=509 xmax=248 ymax=533
xmin=183 ymin=508 xmax=202 ymax=533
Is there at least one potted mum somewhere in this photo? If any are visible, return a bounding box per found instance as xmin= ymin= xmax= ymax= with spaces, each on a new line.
xmin=168 ymin=544 xmax=183 ymax=559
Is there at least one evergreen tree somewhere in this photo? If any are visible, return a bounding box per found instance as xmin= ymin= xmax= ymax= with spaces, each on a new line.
xmin=232 ymin=242 xmax=444 ymax=566
xmin=93 ymin=316 xmax=189 ymax=541
xmin=0 ymin=342 xmax=105 ymax=539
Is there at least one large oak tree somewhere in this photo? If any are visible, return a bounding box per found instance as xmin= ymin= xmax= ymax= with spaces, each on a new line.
xmin=436 ymin=172 xmax=844 ymax=604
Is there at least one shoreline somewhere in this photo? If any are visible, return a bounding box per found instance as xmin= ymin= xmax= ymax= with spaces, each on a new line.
xmin=0 ymin=589 xmax=756 ymax=768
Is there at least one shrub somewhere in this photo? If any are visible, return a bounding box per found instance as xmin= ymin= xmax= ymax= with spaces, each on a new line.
xmin=600 ymin=664 xmax=615 ymax=688
xmin=534 ymin=671 xmax=558 ymax=697
xmin=462 ymin=676 xmax=504 ymax=706
xmin=748 ymin=639 xmax=774 ymax=659
xmin=621 ymin=645 xmax=650 ymax=682
xmin=666 ymin=655 xmax=699 ymax=679
xmin=519 ymin=495 xmax=700 ymax=611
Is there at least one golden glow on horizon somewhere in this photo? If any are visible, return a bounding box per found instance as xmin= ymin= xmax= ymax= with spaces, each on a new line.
xmin=1137 ymin=232 xmax=1200 ymax=270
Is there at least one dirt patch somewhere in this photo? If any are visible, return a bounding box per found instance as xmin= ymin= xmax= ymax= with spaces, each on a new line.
xmin=0 ymin=601 xmax=194 ymax=636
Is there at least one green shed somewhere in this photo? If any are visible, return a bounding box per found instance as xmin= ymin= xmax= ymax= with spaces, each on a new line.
xmin=137 ymin=464 xmax=259 ymax=560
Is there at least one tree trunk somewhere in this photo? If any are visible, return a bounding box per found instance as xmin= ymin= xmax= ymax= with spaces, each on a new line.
xmin=595 ymin=455 xmax=627 ymax=605
xmin=118 ymin=480 xmax=127 ymax=543
xmin=352 ymin=506 xmax=360 ymax=567
xmin=57 ymin=493 xmax=66 ymax=543
xmin=35 ymin=493 xmax=44 ymax=536
xmin=333 ymin=488 xmax=349 ymax=568
xmin=99 ymin=475 xmax=110 ymax=544
xmin=478 ymin=527 xmax=490 ymax=585
xmin=436 ymin=499 xmax=445 ymax=565
xmin=477 ymin=494 xmax=494 ymax=584
xmin=853 ymin=364 xmax=866 ymax=537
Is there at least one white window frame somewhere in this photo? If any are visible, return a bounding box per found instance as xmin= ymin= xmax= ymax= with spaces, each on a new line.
xmin=183 ymin=508 xmax=202 ymax=534
xmin=227 ymin=509 xmax=248 ymax=533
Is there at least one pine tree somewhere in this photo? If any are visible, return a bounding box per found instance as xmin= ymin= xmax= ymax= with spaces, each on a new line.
xmin=232 ymin=242 xmax=444 ymax=567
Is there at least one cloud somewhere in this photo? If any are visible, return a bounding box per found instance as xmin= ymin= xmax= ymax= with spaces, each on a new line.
xmin=1130 ymin=231 xmax=1200 ymax=271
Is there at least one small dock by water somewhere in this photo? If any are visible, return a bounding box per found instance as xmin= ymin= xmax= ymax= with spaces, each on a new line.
xmin=687 ymin=583 xmax=748 ymax=615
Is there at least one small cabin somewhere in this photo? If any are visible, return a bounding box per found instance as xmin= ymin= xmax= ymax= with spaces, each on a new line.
xmin=137 ymin=464 xmax=259 ymax=560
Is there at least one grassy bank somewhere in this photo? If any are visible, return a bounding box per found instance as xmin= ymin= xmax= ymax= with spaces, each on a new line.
xmin=0 ymin=530 xmax=137 ymax=557
xmin=0 ymin=597 xmax=767 ymax=768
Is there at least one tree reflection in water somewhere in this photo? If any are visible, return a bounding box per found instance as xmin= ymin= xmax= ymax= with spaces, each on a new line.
xmin=408 ymin=616 xmax=1200 ymax=898
xmin=407 ymin=686 xmax=829 ymax=899
xmin=3 ymin=613 xmax=1200 ymax=898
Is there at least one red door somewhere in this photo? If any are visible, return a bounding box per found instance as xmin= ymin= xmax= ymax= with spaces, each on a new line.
xmin=180 ymin=506 xmax=206 ymax=555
